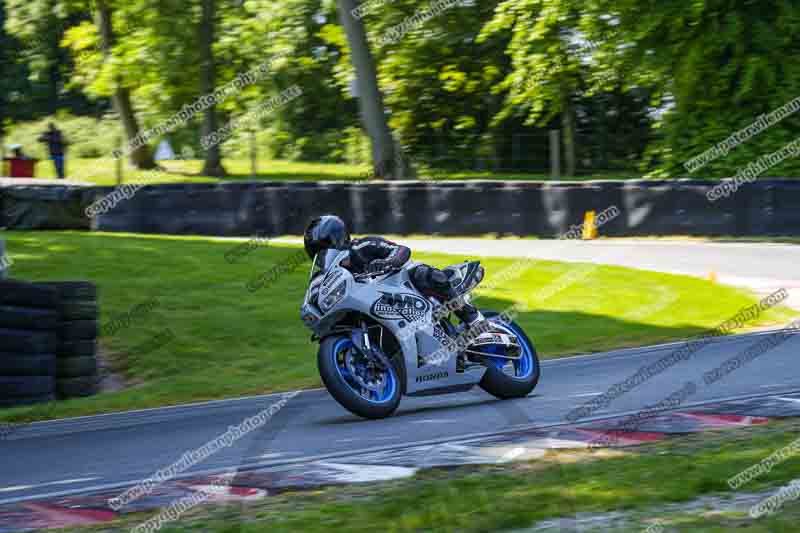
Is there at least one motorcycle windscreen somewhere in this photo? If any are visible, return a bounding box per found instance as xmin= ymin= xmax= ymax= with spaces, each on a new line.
xmin=312 ymin=248 xmax=345 ymax=278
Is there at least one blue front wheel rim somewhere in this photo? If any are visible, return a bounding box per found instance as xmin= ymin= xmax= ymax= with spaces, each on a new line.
xmin=332 ymin=338 xmax=398 ymax=404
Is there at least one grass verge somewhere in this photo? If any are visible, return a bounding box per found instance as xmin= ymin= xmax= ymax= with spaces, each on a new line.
xmin=1 ymin=230 xmax=793 ymax=422
xmin=24 ymin=157 xmax=638 ymax=185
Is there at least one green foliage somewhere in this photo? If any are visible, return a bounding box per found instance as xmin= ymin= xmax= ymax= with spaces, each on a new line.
xmin=3 ymin=0 xmax=99 ymax=118
xmin=4 ymin=0 xmax=800 ymax=176
xmin=592 ymin=0 xmax=800 ymax=178
xmin=361 ymin=0 xmax=515 ymax=169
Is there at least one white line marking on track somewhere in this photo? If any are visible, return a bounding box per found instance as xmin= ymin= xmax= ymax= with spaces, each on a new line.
xmin=500 ymin=447 xmax=527 ymax=462
xmin=411 ymin=419 xmax=458 ymax=424
xmin=0 ymin=486 xmax=33 ymax=493
xmin=0 ymin=477 xmax=99 ymax=493
xmin=251 ymin=453 xmax=284 ymax=460
xmin=571 ymin=392 xmax=602 ymax=397
xmin=4 ymin=388 xmax=799 ymax=507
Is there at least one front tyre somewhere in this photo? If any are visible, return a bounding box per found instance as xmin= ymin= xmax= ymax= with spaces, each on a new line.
xmin=478 ymin=311 xmax=541 ymax=399
xmin=318 ymin=335 xmax=402 ymax=419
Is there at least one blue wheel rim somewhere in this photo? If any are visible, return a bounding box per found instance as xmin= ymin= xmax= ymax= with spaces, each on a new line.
xmin=332 ymin=338 xmax=397 ymax=404
xmin=485 ymin=320 xmax=537 ymax=379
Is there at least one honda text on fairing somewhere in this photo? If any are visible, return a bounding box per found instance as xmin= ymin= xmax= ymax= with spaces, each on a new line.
xmin=300 ymin=250 xmax=541 ymax=419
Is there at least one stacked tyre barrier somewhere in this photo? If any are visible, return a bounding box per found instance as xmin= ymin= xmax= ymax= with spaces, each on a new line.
xmin=0 ymin=280 xmax=59 ymax=407
xmin=0 ymin=280 xmax=99 ymax=409
xmin=40 ymin=282 xmax=100 ymax=399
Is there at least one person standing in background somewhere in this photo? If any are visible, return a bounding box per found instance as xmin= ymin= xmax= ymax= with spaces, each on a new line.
xmin=37 ymin=123 xmax=67 ymax=179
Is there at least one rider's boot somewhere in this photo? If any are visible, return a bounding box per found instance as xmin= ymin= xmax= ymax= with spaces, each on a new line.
xmin=454 ymin=300 xmax=486 ymax=331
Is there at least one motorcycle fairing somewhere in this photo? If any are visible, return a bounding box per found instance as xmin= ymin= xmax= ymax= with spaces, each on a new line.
xmin=302 ymin=253 xmax=487 ymax=395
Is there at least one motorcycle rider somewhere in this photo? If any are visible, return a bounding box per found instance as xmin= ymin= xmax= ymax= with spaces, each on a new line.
xmin=304 ymin=215 xmax=485 ymax=328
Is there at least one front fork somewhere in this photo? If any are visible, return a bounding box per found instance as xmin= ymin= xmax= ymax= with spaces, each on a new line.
xmin=350 ymin=325 xmax=393 ymax=371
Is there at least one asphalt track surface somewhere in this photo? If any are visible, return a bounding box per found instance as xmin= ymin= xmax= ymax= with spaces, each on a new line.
xmin=1 ymin=240 xmax=798 ymax=507
xmin=2 ymin=330 xmax=799 ymax=505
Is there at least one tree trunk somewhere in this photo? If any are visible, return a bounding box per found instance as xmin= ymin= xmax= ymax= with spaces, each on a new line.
xmin=199 ymin=0 xmax=226 ymax=177
xmin=336 ymin=0 xmax=412 ymax=180
xmin=95 ymin=0 xmax=156 ymax=169
xmin=560 ymin=82 xmax=576 ymax=177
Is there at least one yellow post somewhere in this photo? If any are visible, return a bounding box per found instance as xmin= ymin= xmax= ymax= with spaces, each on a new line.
xmin=582 ymin=211 xmax=597 ymax=240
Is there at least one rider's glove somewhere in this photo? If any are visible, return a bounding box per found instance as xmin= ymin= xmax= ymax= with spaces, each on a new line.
xmin=367 ymin=261 xmax=388 ymax=274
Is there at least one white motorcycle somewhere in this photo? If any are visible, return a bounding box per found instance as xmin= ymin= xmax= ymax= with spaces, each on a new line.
xmin=300 ymin=249 xmax=541 ymax=419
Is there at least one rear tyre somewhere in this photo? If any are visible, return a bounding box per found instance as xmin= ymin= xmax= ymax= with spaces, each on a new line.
xmin=478 ymin=311 xmax=541 ymax=400
xmin=318 ymin=335 xmax=402 ymax=419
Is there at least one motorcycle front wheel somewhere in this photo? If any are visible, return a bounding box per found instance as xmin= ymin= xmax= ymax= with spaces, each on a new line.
xmin=477 ymin=311 xmax=541 ymax=399
xmin=318 ymin=335 xmax=402 ymax=419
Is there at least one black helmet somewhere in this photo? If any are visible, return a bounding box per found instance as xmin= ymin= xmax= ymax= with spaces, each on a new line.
xmin=304 ymin=215 xmax=350 ymax=259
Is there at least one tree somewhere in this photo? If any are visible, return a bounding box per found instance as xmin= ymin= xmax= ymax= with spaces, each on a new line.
xmin=480 ymin=0 xmax=596 ymax=177
xmin=199 ymin=0 xmax=226 ymax=176
xmin=335 ymin=0 xmax=411 ymax=179
xmin=0 ymin=0 xmax=31 ymax=135
xmin=590 ymin=0 xmax=800 ymax=177
xmin=5 ymin=0 xmax=97 ymax=118
xmin=349 ymin=0 xmax=512 ymax=173
xmin=94 ymin=0 xmax=155 ymax=169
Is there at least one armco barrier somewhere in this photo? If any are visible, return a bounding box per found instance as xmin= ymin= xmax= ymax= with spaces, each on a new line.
xmin=1 ymin=179 xmax=798 ymax=238
xmin=745 ymin=180 xmax=800 ymax=235
xmin=1 ymin=186 xmax=93 ymax=230
xmin=623 ymin=181 xmax=738 ymax=236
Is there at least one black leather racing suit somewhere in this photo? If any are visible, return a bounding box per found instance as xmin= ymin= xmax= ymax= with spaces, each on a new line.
xmin=346 ymin=237 xmax=481 ymax=325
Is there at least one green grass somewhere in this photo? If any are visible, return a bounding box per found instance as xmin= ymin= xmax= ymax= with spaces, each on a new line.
xmin=34 ymin=418 xmax=800 ymax=533
xmin=30 ymin=158 xmax=370 ymax=185
xmin=24 ymin=157 xmax=640 ymax=185
xmin=0 ymin=230 xmax=794 ymax=422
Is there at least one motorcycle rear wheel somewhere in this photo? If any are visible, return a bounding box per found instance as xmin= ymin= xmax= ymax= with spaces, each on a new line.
xmin=478 ymin=311 xmax=541 ymax=399
xmin=318 ymin=335 xmax=402 ymax=419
